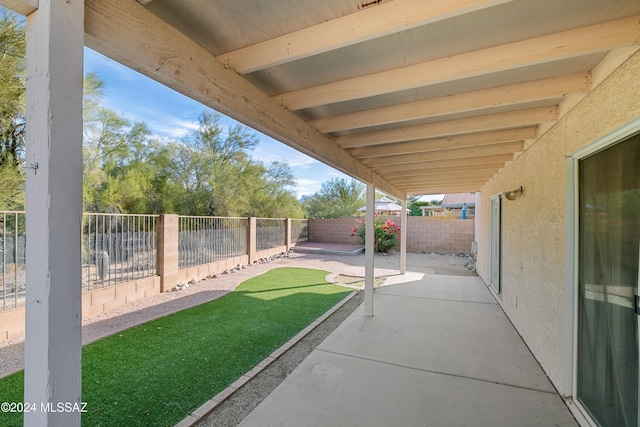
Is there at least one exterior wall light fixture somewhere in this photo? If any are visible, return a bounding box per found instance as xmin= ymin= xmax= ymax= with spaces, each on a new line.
xmin=504 ymin=186 xmax=523 ymax=201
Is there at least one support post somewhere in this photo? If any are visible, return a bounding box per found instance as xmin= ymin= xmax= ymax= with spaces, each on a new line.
xmin=157 ymin=214 xmax=179 ymax=292
xmin=364 ymin=183 xmax=375 ymax=317
xmin=400 ymin=196 xmax=407 ymax=274
xmin=24 ymin=0 xmax=84 ymax=425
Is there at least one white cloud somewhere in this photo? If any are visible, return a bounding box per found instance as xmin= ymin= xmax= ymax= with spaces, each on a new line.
xmin=295 ymin=178 xmax=323 ymax=197
xmin=156 ymin=118 xmax=201 ymax=138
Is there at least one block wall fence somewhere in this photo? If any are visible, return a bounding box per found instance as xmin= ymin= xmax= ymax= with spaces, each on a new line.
xmin=1 ymin=215 xmax=474 ymax=342
xmin=308 ymin=217 xmax=475 ymax=254
xmin=0 ymin=215 xmax=294 ymax=342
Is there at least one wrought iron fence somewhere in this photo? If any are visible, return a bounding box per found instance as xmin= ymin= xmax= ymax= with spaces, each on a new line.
xmin=179 ymin=216 xmax=248 ymax=270
xmin=0 ymin=212 xmax=303 ymax=312
xmin=291 ymin=219 xmax=309 ymax=244
xmin=1 ymin=211 xmax=26 ymax=311
xmin=82 ymin=213 xmax=158 ymax=291
xmin=256 ymin=218 xmax=286 ymax=251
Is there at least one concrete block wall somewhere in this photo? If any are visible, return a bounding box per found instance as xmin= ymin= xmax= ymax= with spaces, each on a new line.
xmin=406 ymin=217 xmax=475 ymax=253
xmin=158 ymin=214 xmax=179 ymax=292
xmin=0 ymin=306 xmax=25 ymax=341
xmin=0 ymin=276 xmax=162 ymax=342
xmin=81 ymin=276 xmax=162 ymax=317
xmin=308 ymin=217 xmax=362 ymax=245
xmin=0 ymin=216 xmax=292 ymax=343
xmin=308 ymin=217 xmax=475 ymax=253
xmin=178 ymin=255 xmax=249 ymax=284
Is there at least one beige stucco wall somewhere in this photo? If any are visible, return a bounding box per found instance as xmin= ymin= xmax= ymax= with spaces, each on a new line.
xmin=476 ymin=49 xmax=640 ymax=393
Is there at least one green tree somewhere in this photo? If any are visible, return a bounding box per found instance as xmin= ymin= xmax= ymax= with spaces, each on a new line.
xmin=82 ymin=82 xmax=154 ymax=213
xmin=168 ymin=111 xmax=302 ymax=217
xmin=246 ymin=161 xmax=303 ymax=218
xmin=0 ymin=9 xmax=25 ymax=168
xmin=0 ymin=14 xmax=303 ymax=217
xmin=408 ymin=196 xmax=431 ymax=216
xmin=303 ymin=178 xmax=364 ymax=218
xmin=0 ymin=163 xmax=23 ymax=210
xmin=0 ymin=10 xmax=26 ymax=210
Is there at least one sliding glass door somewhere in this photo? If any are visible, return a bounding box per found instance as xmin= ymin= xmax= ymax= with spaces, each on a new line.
xmin=577 ymin=133 xmax=640 ymax=426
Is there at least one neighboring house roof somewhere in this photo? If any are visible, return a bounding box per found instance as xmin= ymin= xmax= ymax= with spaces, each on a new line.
xmin=442 ymin=193 xmax=476 ymax=208
xmin=357 ymin=196 xmax=402 ymax=213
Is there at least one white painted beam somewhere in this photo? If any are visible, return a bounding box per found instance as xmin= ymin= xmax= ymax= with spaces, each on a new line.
xmin=335 ymin=107 xmax=555 ymax=148
xmin=404 ymin=184 xmax=484 ymax=195
xmin=383 ymin=163 xmax=505 ymax=178
xmin=363 ymin=141 xmax=524 ymax=167
xmin=349 ymin=127 xmax=537 ymax=159
xmin=399 ymin=170 xmax=497 ymax=181
xmin=399 ymin=179 xmax=495 ymax=190
xmin=83 ymin=0 xmax=404 ymax=200
xmin=24 ymin=0 xmax=83 ymax=425
xmin=402 ymin=183 xmax=489 ymax=192
xmin=276 ymin=16 xmax=640 ymax=110
xmin=0 ymin=0 xmax=38 ymax=15
xmin=373 ymin=154 xmax=513 ymax=173
xmin=217 ymin=0 xmax=516 ymax=74
xmin=310 ymin=74 xmax=588 ymax=133
xmin=364 ymin=183 xmax=375 ymax=317
xmin=399 ymin=170 xmax=499 ymax=184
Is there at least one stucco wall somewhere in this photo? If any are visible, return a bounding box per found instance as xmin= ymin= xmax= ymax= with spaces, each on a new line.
xmin=476 ymin=49 xmax=640 ymax=393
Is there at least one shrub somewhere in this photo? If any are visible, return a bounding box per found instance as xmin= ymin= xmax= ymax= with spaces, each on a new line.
xmin=350 ymin=218 xmax=401 ymax=253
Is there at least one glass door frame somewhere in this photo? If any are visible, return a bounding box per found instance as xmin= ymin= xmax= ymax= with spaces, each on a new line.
xmin=565 ymin=117 xmax=640 ymax=426
xmin=489 ymin=193 xmax=502 ymax=295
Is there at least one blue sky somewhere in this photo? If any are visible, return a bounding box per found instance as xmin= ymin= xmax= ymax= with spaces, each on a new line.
xmin=84 ymin=48 xmax=443 ymax=201
xmin=83 ymin=48 xmax=353 ymax=199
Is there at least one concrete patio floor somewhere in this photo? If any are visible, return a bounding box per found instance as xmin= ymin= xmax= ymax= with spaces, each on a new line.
xmin=238 ymin=274 xmax=578 ymax=427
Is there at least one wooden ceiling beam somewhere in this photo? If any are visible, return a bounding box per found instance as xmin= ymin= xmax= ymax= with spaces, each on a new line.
xmin=385 ymin=166 xmax=502 ymax=179
xmin=277 ymin=16 xmax=640 ymax=110
xmin=398 ymin=179 xmax=493 ymax=189
xmin=399 ymin=169 xmax=498 ymax=182
xmin=216 ymin=0 xmax=515 ymax=74
xmin=394 ymin=167 xmax=498 ymax=179
xmin=364 ymin=141 xmax=523 ymax=167
xmin=336 ymin=107 xmax=555 ymax=148
xmin=83 ymin=0 xmax=404 ymax=199
xmin=310 ymin=74 xmax=588 ymax=133
xmin=349 ymin=127 xmax=536 ymax=159
xmin=402 ymin=181 xmax=484 ymax=190
xmin=0 ymin=0 xmax=38 ymax=15
xmin=399 ymin=179 xmax=494 ymax=190
xmin=402 ymin=184 xmax=484 ymax=195
xmin=373 ymin=154 xmax=512 ymax=173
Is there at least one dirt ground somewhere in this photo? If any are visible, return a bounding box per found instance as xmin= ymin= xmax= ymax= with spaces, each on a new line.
xmin=0 ymin=250 xmax=475 ymax=424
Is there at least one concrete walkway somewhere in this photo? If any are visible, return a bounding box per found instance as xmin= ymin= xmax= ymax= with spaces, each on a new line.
xmin=238 ymin=274 xmax=578 ymax=427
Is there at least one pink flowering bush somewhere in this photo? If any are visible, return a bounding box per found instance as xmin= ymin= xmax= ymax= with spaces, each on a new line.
xmin=350 ymin=219 xmax=401 ymax=253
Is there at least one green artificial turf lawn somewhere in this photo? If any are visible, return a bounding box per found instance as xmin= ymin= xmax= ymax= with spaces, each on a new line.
xmin=0 ymin=267 xmax=351 ymax=427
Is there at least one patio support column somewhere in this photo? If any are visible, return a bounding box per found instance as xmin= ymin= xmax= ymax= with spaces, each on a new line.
xmin=364 ymin=183 xmax=375 ymax=317
xmin=400 ymin=196 xmax=407 ymax=274
xmin=24 ymin=1 xmax=84 ymax=426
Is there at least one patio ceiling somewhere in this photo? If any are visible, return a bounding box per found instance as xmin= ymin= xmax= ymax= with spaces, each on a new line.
xmin=83 ymin=0 xmax=640 ymax=198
